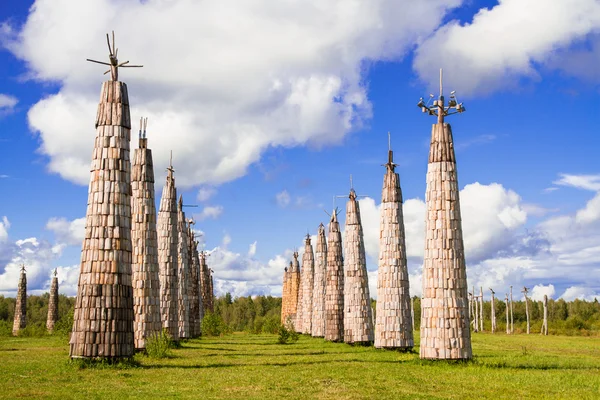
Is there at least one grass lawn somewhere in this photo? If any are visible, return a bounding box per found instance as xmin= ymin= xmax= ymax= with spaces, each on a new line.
xmin=0 ymin=332 xmax=599 ymax=399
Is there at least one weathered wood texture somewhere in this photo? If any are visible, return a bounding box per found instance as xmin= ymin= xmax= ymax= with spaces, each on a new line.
xmin=375 ymin=151 xmax=413 ymax=349
xmin=541 ymin=295 xmax=548 ymax=335
xmin=189 ymin=232 xmax=203 ymax=337
xmin=157 ymin=168 xmax=179 ymax=341
xmin=505 ymin=294 xmax=510 ymax=334
xmin=311 ymin=224 xmax=327 ymax=337
xmin=289 ymin=253 xmax=301 ymax=331
xmin=479 ymin=287 xmax=484 ymax=332
xmin=208 ymin=270 xmax=214 ymax=312
xmin=324 ymin=211 xmax=344 ymax=342
xmin=490 ymin=289 xmax=496 ymax=334
xmin=343 ymin=190 xmax=374 ymax=344
xmin=46 ymin=272 xmax=59 ymax=333
xmin=13 ymin=269 xmax=27 ymax=336
xmin=200 ymin=252 xmax=211 ymax=313
xmin=420 ymin=122 xmax=472 ymax=360
xmin=70 ymin=81 xmax=134 ymax=358
xmin=176 ymin=197 xmax=191 ymax=339
xmin=299 ymin=236 xmax=315 ymax=334
xmin=131 ymin=138 xmax=162 ymax=349
xmin=281 ymin=266 xmax=290 ymax=324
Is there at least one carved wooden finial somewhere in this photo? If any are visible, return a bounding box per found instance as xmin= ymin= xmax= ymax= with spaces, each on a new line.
xmin=417 ymin=67 xmax=465 ymax=123
xmin=86 ymin=31 xmax=143 ymax=81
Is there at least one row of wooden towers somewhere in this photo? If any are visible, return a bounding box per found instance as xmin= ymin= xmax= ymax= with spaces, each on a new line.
xmin=69 ymin=79 xmax=215 ymax=359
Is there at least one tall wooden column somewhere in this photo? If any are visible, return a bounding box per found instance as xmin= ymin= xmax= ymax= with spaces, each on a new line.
xmin=13 ymin=266 xmax=27 ymax=336
xmin=157 ymin=164 xmax=179 ymax=341
xmin=311 ymin=224 xmax=327 ymax=337
xmin=343 ymin=189 xmax=374 ymax=344
xmin=70 ymin=80 xmax=134 ymax=358
xmin=324 ymin=210 xmax=344 ymax=342
xmin=299 ymin=235 xmax=315 ymax=334
xmin=419 ymin=70 xmax=471 ymax=359
xmin=131 ymin=129 xmax=162 ymax=349
xmin=375 ymin=145 xmax=413 ymax=349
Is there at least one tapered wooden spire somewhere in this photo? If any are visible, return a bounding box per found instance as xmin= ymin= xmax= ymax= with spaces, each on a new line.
xmin=13 ymin=265 xmax=27 ymax=336
xmin=375 ymin=143 xmax=413 ymax=349
xmin=343 ymin=189 xmax=374 ymax=344
xmin=324 ymin=209 xmax=344 ymax=342
xmin=311 ymin=223 xmax=327 ymax=337
xmin=290 ymin=252 xmax=301 ymax=331
xmin=131 ymin=126 xmax=162 ymax=349
xmin=70 ymin=76 xmax=134 ymax=358
xmin=299 ymin=235 xmax=315 ymax=334
xmin=157 ymin=160 xmax=179 ymax=341
xmin=47 ymin=269 xmax=59 ymax=333
xmin=177 ymin=195 xmax=191 ymax=339
xmin=419 ymin=69 xmax=471 ymax=360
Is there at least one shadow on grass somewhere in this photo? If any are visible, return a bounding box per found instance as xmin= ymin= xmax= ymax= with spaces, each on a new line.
xmin=139 ymin=358 xmax=407 ymax=370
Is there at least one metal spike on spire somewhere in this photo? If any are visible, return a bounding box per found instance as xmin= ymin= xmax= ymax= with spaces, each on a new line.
xmin=416 ymin=68 xmax=466 ymax=122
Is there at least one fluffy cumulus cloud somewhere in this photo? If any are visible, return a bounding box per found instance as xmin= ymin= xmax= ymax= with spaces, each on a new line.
xmin=0 ymin=216 xmax=10 ymax=242
xmin=195 ymin=205 xmax=224 ymax=221
xmin=0 ymin=236 xmax=65 ymax=296
xmin=356 ymin=178 xmax=600 ymax=300
xmin=2 ymin=0 xmax=462 ymax=187
xmin=275 ymin=190 xmax=291 ymax=208
xmin=45 ymin=217 xmax=86 ymax=246
xmin=0 ymin=93 xmax=18 ymax=114
xmin=414 ymin=0 xmax=600 ymax=94
xmin=209 ymin=237 xmax=287 ymax=297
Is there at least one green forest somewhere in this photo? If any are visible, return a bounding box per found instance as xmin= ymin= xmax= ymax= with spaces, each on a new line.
xmin=1 ymin=292 xmax=599 ymax=337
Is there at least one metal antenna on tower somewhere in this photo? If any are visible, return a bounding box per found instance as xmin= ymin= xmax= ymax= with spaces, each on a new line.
xmin=417 ymin=68 xmax=466 ymax=122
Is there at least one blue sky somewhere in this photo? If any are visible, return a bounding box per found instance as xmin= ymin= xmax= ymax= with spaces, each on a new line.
xmin=1 ymin=0 xmax=599 ymax=302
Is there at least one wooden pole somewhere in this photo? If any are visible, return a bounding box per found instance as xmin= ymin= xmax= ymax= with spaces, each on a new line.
xmin=523 ymin=287 xmax=530 ymax=334
xmin=505 ymin=294 xmax=510 ymax=334
xmin=542 ymin=294 xmax=548 ymax=336
xmin=490 ymin=288 xmax=496 ymax=334
xmin=411 ymin=296 xmax=415 ymax=332
xmin=510 ymin=285 xmax=514 ymax=334
xmin=479 ymin=287 xmax=484 ymax=332
xmin=473 ymin=288 xmax=479 ymax=333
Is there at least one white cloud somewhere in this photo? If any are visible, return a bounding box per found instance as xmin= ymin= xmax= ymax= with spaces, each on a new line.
xmin=196 ymin=186 xmax=217 ymax=202
xmin=414 ymin=0 xmax=600 ymax=95
xmin=4 ymin=0 xmax=462 ymax=187
xmin=222 ymin=234 xmax=232 ymax=248
xmin=248 ymin=241 xmax=257 ymax=257
xmin=0 ymin=93 xmax=18 ymax=113
xmin=0 ymin=216 xmax=10 ymax=242
xmin=45 ymin=216 xmax=86 ymax=246
xmin=554 ymin=173 xmax=600 ymax=192
xmin=530 ymin=284 xmax=556 ymax=301
xmin=560 ymin=286 xmax=599 ymax=302
xmin=275 ymin=190 xmax=291 ymax=208
xmin=196 ymin=205 xmax=224 ymax=221
xmin=0 ymin=235 xmax=64 ymax=296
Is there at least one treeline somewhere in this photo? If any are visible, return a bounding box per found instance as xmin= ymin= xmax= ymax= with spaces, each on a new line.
xmin=2 ymin=293 xmax=599 ymax=336
xmin=0 ymin=294 xmax=74 ymax=337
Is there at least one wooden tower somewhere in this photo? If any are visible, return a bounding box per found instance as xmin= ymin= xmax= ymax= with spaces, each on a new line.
xmin=46 ymin=269 xmax=59 ymax=333
xmin=375 ymin=137 xmax=413 ymax=349
xmin=13 ymin=265 xmax=27 ymax=336
xmin=70 ymin=33 xmax=141 ymax=358
xmin=418 ymin=69 xmax=471 ymax=360
xmin=343 ymin=189 xmax=374 ymax=344
xmin=324 ymin=209 xmax=344 ymax=342
xmin=311 ymin=223 xmax=327 ymax=337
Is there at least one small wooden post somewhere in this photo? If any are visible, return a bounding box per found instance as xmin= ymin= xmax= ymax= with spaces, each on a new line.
xmin=468 ymin=292 xmax=473 ymax=323
xmin=541 ymin=294 xmax=548 ymax=335
xmin=510 ymin=285 xmax=514 ymax=334
xmin=479 ymin=287 xmax=484 ymax=332
xmin=522 ymin=287 xmax=530 ymax=334
xmin=411 ymin=296 xmax=415 ymax=332
xmin=505 ymin=294 xmax=510 ymax=334
xmin=473 ymin=287 xmax=479 ymax=333
xmin=490 ymin=288 xmax=496 ymax=334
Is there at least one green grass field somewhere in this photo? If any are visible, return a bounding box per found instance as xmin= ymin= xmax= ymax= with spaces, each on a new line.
xmin=1 ymin=332 xmax=599 ymax=399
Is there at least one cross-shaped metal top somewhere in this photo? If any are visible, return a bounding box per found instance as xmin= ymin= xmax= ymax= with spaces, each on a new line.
xmin=86 ymin=31 xmax=143 ymax=81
